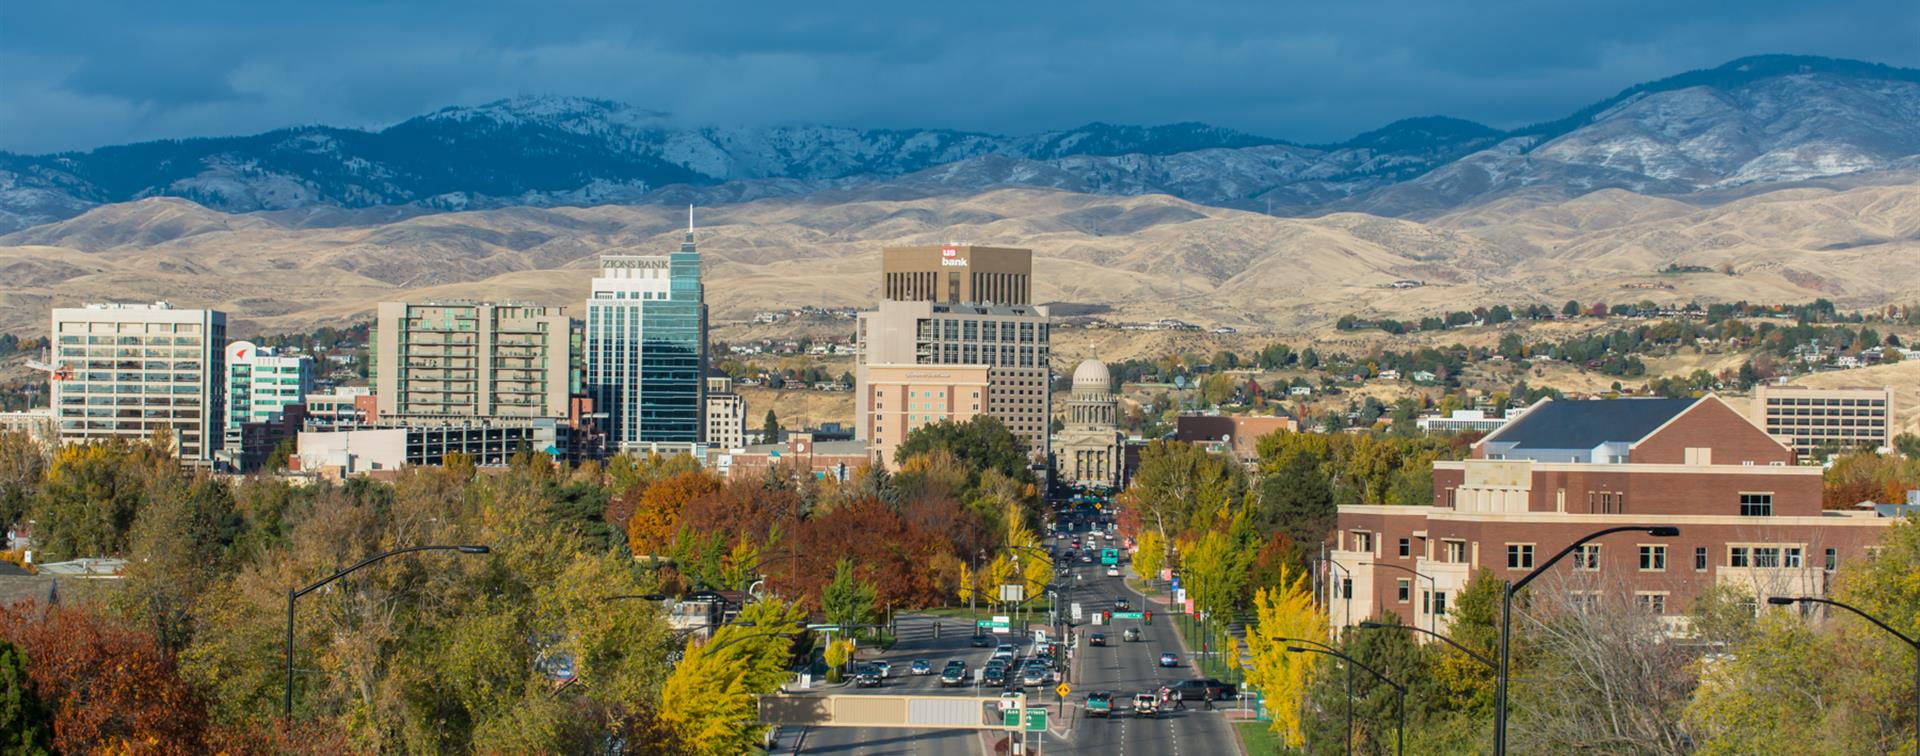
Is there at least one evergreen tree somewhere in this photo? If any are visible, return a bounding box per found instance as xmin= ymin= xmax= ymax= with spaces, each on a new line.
xmin=0 ymin=640 xmax=53 ymax=755
xmin=761 ymin=409 xmax=782 ymax=442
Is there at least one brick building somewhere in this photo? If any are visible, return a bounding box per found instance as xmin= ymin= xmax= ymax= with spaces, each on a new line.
xmin=1326 ymin=395 xmax=1897 ymax=636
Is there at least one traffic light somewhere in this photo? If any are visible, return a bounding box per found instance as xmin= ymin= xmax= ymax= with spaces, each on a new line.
xmin=1144 ymin=610 xmax=1153 ymax=625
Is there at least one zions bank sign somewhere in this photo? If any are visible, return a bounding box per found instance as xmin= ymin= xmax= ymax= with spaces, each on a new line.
xmin=939 ymin=247 xmax=968 ymax=267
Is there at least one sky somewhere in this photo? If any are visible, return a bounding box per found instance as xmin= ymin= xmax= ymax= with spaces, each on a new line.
xmin=2 ymin=0 xmax=1916 ymax=154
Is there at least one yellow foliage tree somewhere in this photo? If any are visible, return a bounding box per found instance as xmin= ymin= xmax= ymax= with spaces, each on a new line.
xmin=658 ymin=599 xmax=804 ymax=755
xmin=1245 ymin=566 xmax=1326 ymax=747
xmin=1133 ymin=529 xmax=1166 ymax=581
xmin=623 ymin=469 xmax=719 ymax=556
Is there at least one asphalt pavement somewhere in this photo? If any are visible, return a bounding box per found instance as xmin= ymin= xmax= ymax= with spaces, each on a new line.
xmin=794 ymin=521 xmax=1240 ymax=755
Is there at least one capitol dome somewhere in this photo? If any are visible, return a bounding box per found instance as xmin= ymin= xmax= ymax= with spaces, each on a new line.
xmin=1072 ymin=359 xmax=1111 ymax=390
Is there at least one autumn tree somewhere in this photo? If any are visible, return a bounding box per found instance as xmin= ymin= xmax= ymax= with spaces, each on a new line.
xmin=1127 ymin=440 xmax=1246 ymax=540
xmin=1245 ymin=567 xmax=1325 ymax=747
xmin=0 ymin=430 xmax=50 ymax=532
xmin=0 ymin=603 xmax=212 ymax=754
xmin=821 ymin=558 xmax=878 ymax=633
xmin=30 ymin=440 xmax=166 ymax=560
xmin=623 ymin=469 xmax=721 ymax=557
xmin=892 ymin=415 xmax=1032 ymax=491
xmin=658 ymin=599 xmax=805 ymax=755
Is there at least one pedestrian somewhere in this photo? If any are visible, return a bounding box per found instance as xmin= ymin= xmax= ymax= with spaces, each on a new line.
xmin=1204 ymin=689 xmax=1215 ymax=710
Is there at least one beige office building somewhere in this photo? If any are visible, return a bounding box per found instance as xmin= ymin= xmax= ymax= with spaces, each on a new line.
xmin=881 ymin=245 xmax=1034 ymax=306
xmin=705 ymin=376 xmax=747 ymax=451
xmin=1749 ymin=383 xmax=1893 ymax=459
xmin=862 ymin=364 xmax=993 ymax=464
xmin=49 ymin=302 xmax=227 ymax=464
xmin=856 ymin=299 xmax=1051 ymax=463
xmin=372 ymin=301 xmax=571 ymax=419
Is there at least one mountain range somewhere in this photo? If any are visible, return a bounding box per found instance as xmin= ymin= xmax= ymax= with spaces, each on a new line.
xmin=5 ymin=55 xmax=1920 ymax=232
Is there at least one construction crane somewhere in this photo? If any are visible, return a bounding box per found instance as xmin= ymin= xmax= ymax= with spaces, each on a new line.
xmin=24 ymin=350 xmax=70 ymax=381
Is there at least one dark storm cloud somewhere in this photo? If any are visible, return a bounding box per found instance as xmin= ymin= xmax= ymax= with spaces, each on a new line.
xmin=2 ymin=0 xmax=1915 ymax=153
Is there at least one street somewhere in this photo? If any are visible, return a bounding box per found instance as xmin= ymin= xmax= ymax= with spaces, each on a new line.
xmin=794 ymin=520 xmax=1239 ymax=755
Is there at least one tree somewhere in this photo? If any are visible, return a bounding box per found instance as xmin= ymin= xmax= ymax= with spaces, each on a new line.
xmin=1245 ymin=568 xmax=1324 ymax=748
xmin=0 ymin=603 xmax=212 ymax=753
xmin=1254 ymin=449 xmax=1334 ymax=552
xmin=0 ymin=430 xmax=50 ymax=531
xmin=30 ymin=441 xmax=163 ymax=560
xmin=1562 ymin=300 xmax=1582 ymax=318
xmin=0 ymin=640 xmax=53 ymax=755
xmin=893 ymin=415 xmax=1032 ymax=490
xmin=624 ymin=469 xmax=721 ymax=557
xmin=1132 ymin=529 xmax=1167 ymax=581
xmin=1125 ymin=440 xmax=1246 ymax=540
xmin=658 ymin=601 xmax=802 ymax=756
xmin=761 ymin=409 xmax=782 ymax=442
xmin=821 ymin=558 xmax=878 ymax=634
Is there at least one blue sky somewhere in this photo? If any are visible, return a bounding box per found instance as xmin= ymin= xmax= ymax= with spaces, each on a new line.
xmin=2 ymin=0 xmax=1914 ymax=153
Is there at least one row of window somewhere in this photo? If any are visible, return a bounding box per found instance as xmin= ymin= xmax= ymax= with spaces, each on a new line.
xmin=1362 ymin=532 xmax=1837 ymax=573
xmin=1765 ymin=397 xmax=1886 ymax=407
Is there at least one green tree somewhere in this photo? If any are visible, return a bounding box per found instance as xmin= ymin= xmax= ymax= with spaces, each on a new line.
xmin=0 ymin=640 xmax=54 ymax=755
xmin=893 ymin=415 xmax=1033 ymax=490
xmin=1562 ymin=300 xmax=1582 ymax=318
xmin=821 ymin=558 xmax=878 ymax=634
xmin=0 ymin=431 xmax=50 ymax=532
xmin=1124 ymin=440 xmax=1246 ymax=540
xmin=1254 ymin=449 xmax=1334 ymax=552
xmin=761 ymin=409 xmax=782 ymax=442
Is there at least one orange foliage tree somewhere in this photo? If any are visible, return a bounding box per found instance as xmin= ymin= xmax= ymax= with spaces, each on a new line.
xmin=0 ymin=603 xmax=211 ymax=754
xmin=623 ymin=470 xmax=720 ymax=556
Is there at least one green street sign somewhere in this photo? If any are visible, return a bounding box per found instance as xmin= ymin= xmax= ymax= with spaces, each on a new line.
xmin=1025 ymin=708 xmax=1048 ymax=732
xmin=1003 ymin=708 xmax=1021 ymax=728
xmin=1112 ymin=611 xmax=1144 ymax=620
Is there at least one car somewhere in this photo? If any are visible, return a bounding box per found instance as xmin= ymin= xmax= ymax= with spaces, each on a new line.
xmin=1089 ymin=632 xmax=1107 ymax=647
xmin=872 ymin=660 xmax=892 ymax=678
xmin=1132 ymin=692 xmax=1157 ymax=718
xmin=1113 ymin=598 xmax=1132 ymax=611
xmin=970 ymin=634 xmax=996 ymax=648
xmin=1080 ymin=554 xmax=1093 ymax=563
xmin=1166 ymin=678 xmax=1237 ymax=701
xmin=1022 ymin=663 xmax=1054 ymax=687
xmin=1105 ymin=566 xmax=1120 ymax=577
xmin=982 ymin=665 xmax=1007 ymax=686
xmin=940 ymin=661 xmax=968 ymax=687
xmin=910 ymin=659 xmax=933 ymax=676
xmin=1158 ymin=652 xmax=1179 ymax=668
xmin=993 ymin=644 xmax=1017 ymax=660
xmin=1123 ymin=627 xmax=1142 ymax=642
xmin=1086 ymin=691 xmax=1113 ymax=718
xmin=854 ymin=663 xmax=882 ymax=688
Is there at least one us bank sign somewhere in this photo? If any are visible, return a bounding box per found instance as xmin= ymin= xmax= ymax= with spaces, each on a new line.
xmin=939 ymin=247 xmax=968 ymax=267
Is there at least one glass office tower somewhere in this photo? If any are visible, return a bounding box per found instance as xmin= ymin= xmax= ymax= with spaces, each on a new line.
xmin=585 ymin=222 xmax=708 ymax=448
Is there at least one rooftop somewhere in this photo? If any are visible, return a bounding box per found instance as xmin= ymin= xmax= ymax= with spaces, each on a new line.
xmin=1485 ymin=397 xmax=1697 ymax=450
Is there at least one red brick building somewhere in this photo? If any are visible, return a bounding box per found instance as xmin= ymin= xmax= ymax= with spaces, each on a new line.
xmin=1326 ymin=395 xmax=1897 ymax=636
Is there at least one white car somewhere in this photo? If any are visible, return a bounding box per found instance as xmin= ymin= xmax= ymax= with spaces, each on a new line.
xmin=872 ymin=660 xmax=892 ymax=678
xmin=1105 ymin=566 xmax=1120 ymax=577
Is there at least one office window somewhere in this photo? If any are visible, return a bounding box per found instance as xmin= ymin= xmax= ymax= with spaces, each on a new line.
xmin=1729 ymin=547 xmax=1749 ymax=567
xmin=1824 ymin=548 xmax=1837 ymax=571
xmin=1398 ymin=538 xmax=1411 ymax=558
xmin=1574 ymin=544 xmax=1601 ymax=571
xmin=1634 ymin=593 xmax=1668 ymax=615
xmin=1397 ymin=579 xmax=1410 ymax=602
xmin=1694 ymin=547 xmax=1708 ymax=571
xmin=1739 ymin=493 xmax=1773 ymax=517
xmin=1784 ymin=547 xmax=1802 ymax=569
xmin=1752 ymin=547 xmax=1781 ymax=568
xmin=1638 ymin=545 xmax=1667 ymax=572
xmin=1506 ymin=543 xmax=1535 ymax=570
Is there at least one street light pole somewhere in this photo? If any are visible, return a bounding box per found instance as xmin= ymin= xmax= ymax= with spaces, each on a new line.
xmin=1493 ymin=525 xmax=1677 ymax=755
xmin=1286 ymin=646 xmax=1405 ymax=756
xmin=1769 ymin=595 xmax=1918 ymax=756
xmin=1356 ymin=621 xmax=1493 ymax=668
xmin=284 ymin=544 xmax=490 ymax=720
xmin=1280 ymin=637 xmax=1349 ymax=756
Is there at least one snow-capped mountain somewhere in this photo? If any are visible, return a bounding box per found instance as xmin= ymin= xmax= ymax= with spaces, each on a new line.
xmin=2 ymin=55 xmax=1917 ymax=231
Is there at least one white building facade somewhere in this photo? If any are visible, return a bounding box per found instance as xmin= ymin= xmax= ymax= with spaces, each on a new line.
xmin=49 ymin=302 xmax=227 ymax=464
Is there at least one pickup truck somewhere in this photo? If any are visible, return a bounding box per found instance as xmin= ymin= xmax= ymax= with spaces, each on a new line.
xmin=1086 ymin=692 xmax=1113 ymax=718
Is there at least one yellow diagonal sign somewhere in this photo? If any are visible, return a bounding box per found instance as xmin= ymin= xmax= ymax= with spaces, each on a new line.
xmin=1055 ymin=683 xmax=1071 ymax=698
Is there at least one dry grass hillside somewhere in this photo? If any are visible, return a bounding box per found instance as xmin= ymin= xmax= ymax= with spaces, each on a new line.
xmin=3 ymin=184 xmax=1919 ymax=340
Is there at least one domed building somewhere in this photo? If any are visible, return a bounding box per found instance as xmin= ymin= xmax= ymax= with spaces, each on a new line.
xmin=1054 ymin=358 xmax=1127 ymax=488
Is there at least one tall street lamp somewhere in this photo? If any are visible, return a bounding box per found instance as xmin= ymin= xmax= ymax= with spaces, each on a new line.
xmin=1493 ymin=525 xmax=1677 ymax=755
xmin=1280 ymin=637 xmax=1350 ymax=756
xmin=1358 ymin=561 xmax=1439 ymax=635
xmin=285 ymin=544 xmax=491 ymax=719
xmin=1769 ymin=595 xmax=1917 ymax=756
xmin=1356 ymin=620 xmax=1493 ymax=668
xmin=1287 ymin=645 xmax=1406 ymax=756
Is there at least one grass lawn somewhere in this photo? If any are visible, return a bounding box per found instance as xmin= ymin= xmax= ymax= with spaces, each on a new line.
xmin=1234 ymin=720 xmax=1287 ymax=755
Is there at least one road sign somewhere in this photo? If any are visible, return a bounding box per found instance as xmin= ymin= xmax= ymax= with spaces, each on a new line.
xmin=1025 ymin=707 xmax=1048 ymax=731
xmin=999 ymin=584 xmax=1026 ymax=602
xmin=1112 ymin=611 xmax=1143 ymax=620
xmin=1070 ymin=602 xmax=1083 ymax=621
xmin=1055 ymin=683 xmax=1071 ymax=699
xmin=986 ymin=615 xmax=1012 ymax=633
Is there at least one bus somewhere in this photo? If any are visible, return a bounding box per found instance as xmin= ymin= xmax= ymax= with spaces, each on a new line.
xmin=1100 ymin=548 xmax=1120 ymax=566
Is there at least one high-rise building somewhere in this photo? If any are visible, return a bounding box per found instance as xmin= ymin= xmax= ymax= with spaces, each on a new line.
xmin=1748 ymin=383 xmax=1893 ymax=459
xmin=705 ymin=376 xmax=747 ymax=451
xmin=49 ymin=302 xmax=227 ymax=464
xmin=225 ymin=341 xmax=314 ymax=430
xmin=371 ymin=301 xmax=571 ymax=419
xmin=856 ymin=298 xmax=1051 ymax=462
xmin=862 ymin=364 xmax=993 ymax=464
xmin=585 ymin=219 xmax=709 ymax=450
xmin=881 ymin=245 xmax=1033 ymax=306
